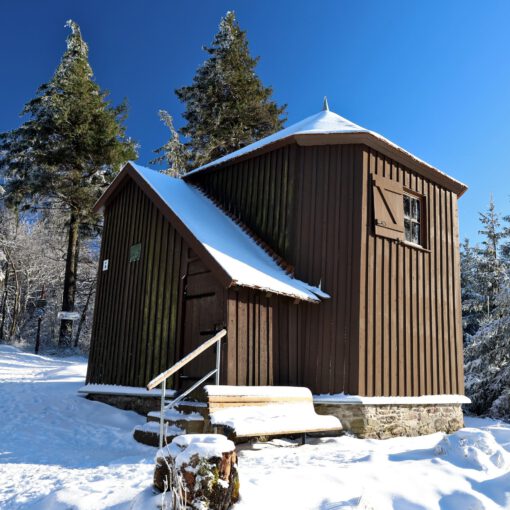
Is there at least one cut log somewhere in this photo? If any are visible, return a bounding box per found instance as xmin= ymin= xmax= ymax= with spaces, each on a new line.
xmin=154 ymin=434 xmax=239 ymax=510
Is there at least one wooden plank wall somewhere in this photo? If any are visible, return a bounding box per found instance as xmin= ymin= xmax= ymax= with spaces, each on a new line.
xmin=225 ymin=288 xmax=274 ymax=386
xmin=191 ymin=144 xmax=363 ymax=395
xmin=86 ymin=179 xmax=186 ymax=388
xmin=273 ymin=144 xmax=363 ymax=394
xmin=187 ymin=145 xmax=294 ymax=261
xmin=358 ymin=146 xmax=464 ymax=396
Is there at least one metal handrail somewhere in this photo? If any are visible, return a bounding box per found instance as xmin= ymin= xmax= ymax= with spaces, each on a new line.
xmin=147 ymin=329 xmax=226 ymax=390
xmin=147 ymin=328 xmax=226 ymax=448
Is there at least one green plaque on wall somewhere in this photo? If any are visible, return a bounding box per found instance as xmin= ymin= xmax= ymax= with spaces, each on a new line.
xmin=129 ymin=243 xmax=141 ymax=262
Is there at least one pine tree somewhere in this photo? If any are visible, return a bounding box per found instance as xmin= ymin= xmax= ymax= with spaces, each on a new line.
xmin=150 ymin=110 xmax=189 ymax=177
xmin=477 ymin=195 xmax=506 ymax=317
xmin=463 ymin=196 xmax=510 ymax=419
xmin=501 ymin=211 xmax=510 ymax=265
xmin=465 ymin=278 xmax=510 ymax=418
xmin=460 ymin=238 xmax=483 ymax=340
xmin=0 ymin=20 xmax=136 ymax=346
xmin=175 ymin=11 xmax=287 ymax=168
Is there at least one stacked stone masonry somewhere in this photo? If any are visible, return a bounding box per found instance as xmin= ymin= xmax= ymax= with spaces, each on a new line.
xmin=315 ymin=403 xmax=464 ymax=439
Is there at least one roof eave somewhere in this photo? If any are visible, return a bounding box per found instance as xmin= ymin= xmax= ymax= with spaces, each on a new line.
xmin=294 ymin=132 xmax=468 ymax=197
xmin=229 ymin=280 xmax=324 ymax=304
xmin=185 ymin=132 xmax=468 ymax=198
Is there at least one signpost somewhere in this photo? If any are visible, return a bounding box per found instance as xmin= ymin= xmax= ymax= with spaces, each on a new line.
xmin=34 ymin=287 xmax=46 ymax=354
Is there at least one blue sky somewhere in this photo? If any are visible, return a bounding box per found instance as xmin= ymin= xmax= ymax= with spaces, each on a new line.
xmin=1 ymin=0 xmax=510 ymax=242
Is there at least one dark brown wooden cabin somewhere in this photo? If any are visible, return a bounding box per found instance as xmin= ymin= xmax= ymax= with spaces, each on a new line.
xmin=87 ymin=108 xmax=468 ymax=397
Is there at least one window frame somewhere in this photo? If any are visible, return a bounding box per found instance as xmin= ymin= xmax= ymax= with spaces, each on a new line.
xmin=403 ymin=189 xmax=427 ymax=249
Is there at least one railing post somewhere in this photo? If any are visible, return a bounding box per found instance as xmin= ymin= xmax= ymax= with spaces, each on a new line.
xmin=215 ymin=338 xmax=221 ymax=385
xmin=159 ymin=379 xmax=166 ymax=449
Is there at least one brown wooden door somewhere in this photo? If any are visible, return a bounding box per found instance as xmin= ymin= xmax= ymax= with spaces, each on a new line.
xmin=179 ymin=269 xmax=225 ymax=388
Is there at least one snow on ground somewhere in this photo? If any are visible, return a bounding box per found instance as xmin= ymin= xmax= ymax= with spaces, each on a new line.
xmin=0 ymin=345 xmax=154 ymax=509
xmin=1 ymin=345 xmax=510 ymax=510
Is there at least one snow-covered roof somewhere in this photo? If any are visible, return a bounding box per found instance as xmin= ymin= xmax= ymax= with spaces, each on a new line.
xmin=186 ymin=109 xmax=467 ymax=196
xmin=187 ymin=109 xmax=363 ymax=175
xmin=120 ymin=163 xmax=328 ymax=302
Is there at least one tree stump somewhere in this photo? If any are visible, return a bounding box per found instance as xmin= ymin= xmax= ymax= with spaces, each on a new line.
xmin=154 ymin=434 xmax=240 ymax=509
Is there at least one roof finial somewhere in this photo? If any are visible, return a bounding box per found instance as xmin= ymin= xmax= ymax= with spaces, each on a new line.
xmin=323 ymin=96 xmax=329 ymax=111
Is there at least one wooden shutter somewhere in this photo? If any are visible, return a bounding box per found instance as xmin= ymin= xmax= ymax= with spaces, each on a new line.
xmin=372 ymin=175 xmax=404 ymax=241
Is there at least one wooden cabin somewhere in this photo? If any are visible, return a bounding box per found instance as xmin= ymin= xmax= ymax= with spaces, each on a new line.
xmin=86 ymin=107 xmax=468 ymax=402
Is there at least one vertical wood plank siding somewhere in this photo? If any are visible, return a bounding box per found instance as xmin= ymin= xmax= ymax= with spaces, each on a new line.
xmin=276 ymin=144 xmax=363 ymax=394
xmin=86 ymin=179 xmax=186 ymax=387
xmin=191 ymin=144 xmax=363 ymax=394
xmin=187 ymin=145 xmax=294 ymax=261
xmin=225 ymin=288 xmax=273 ymax=386
xmin=357 ymin=146 xmax=464 ymax=396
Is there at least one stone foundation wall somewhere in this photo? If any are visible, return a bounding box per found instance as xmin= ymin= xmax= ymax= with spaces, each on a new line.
xmin=315 ymin=403 xmax=464 ymax=439
xmin=86 ymin=393 xmax=161 ymax=415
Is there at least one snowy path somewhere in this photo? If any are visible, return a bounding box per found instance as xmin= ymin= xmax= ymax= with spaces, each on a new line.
xmin=0 ymin=345 xmax=509 ymax=509
xmin=0 ymin=345 xmax=154 ymax=509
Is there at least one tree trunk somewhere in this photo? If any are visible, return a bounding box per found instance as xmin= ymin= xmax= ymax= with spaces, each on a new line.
xmin=0 ymin=263 xmax=9 ymax=341
xmin=8 ymin=260 xmax=20 ymax=341
xmin=59 ymin=213 xmax=80 ymax=347
xmin=73 ymin=283 xmax=93 ymax=348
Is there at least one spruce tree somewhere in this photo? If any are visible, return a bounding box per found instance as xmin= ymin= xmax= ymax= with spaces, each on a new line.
xmin=501 ymin=211 xmax=510 ymax=265
xmin=175 ymin=11 xmax=287 ymax=168
xmin=150 ymin=110 xmax=189 ymax=177
xmin=477 ymin=195 xmax=505 ymax=317
xmin=0 ymin=20 xmax=136 ymax=346
xmin=463 ymin=196 xmax=510 ymax=418
xmin=465 ymin=279 xmax=510 ymax=418
xmin=460 ymin=238 xmax=483 ymax=339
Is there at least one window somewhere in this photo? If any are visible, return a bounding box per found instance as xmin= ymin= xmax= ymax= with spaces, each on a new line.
xmin=129 ymin=243 xmax=141 ymax=262
xmin=403 ymin=194 xmax=421 ymax=245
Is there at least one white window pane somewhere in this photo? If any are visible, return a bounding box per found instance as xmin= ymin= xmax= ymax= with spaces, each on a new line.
xmin=404 ymin=195 xmax=411 ymax=218
xmin=412 ymin=222 xmax=420 ymax=244
xmin=411 ymin=198 xmax=420 ymax=221
xmin=405 ymin=219 xmax=412 ymax=242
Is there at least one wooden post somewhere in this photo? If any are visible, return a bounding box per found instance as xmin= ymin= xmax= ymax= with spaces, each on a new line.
xmin=34 ymin=286 xmax=46 ymax=355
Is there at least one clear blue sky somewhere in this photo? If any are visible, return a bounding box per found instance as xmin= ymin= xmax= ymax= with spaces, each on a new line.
xmin=2 ymin=0 xmax=510 ymax=242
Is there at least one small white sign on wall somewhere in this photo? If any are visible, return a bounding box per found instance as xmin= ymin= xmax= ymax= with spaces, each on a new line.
xmin=102 ymin=259 xmax=109 ymax=271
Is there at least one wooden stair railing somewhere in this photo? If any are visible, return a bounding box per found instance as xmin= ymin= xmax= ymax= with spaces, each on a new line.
xmin=147 ymin=328 xmax=226 ymax=448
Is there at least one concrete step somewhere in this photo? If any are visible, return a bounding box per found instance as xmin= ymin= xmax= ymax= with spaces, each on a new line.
xmin=133 ymin=421 xmax=185 ymax=447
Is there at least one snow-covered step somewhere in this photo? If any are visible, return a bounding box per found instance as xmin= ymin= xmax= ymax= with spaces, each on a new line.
xmin=147 ymin=407 xmax=205 ymax=434
xmin=133 ymin=421 xmax=184 ymax=447
xmin=175 ymin=400 xmax=210 ymax=419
